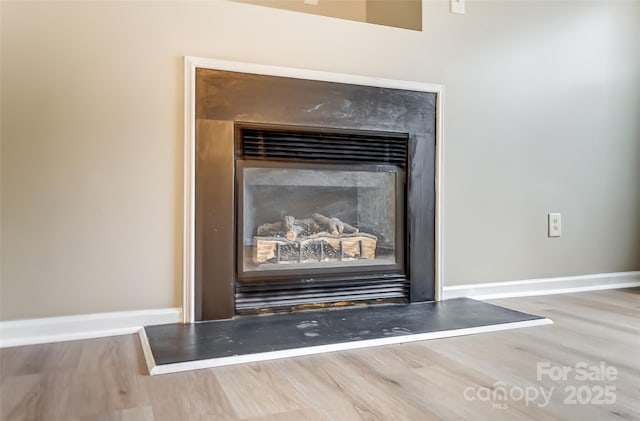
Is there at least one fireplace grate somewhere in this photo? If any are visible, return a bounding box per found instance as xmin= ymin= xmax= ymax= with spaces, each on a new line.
xmin=235 ymin=275 xmax=409 ymax=314
xmin=238 ymin=127 xmax=409 ymax=166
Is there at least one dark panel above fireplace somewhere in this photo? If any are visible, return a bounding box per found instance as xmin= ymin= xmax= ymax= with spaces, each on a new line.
xmin=195 ymin=68 xmax=436 ymax=321
xmin=196 ymin=69 xmax=436 ymax=134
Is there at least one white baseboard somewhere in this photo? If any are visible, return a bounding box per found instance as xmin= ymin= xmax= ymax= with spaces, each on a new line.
xmin=3 ymin=271 xmax=637 ymax=349
xmin=442 ymin=271 xmax=640 ymax=301
xmin=0 ymin=308 xmax=182 ymax=348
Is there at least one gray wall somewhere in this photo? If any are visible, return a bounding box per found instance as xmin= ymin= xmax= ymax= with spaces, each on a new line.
xmin=2 ymin=0 xmax=639 ymax=320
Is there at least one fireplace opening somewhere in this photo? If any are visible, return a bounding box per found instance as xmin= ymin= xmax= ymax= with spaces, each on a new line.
xmin=239 ymin=164 xmax=402 ymax=272
xmin=234 ymin=124 xmax=410 ymax=314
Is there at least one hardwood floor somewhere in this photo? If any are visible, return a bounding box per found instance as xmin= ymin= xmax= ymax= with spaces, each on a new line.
xmin=1 ymin=288 xmax=638 ymax=420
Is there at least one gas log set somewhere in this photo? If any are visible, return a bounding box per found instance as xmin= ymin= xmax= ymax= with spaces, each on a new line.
xmin=253 ymin=213 xmax=377 ymax=264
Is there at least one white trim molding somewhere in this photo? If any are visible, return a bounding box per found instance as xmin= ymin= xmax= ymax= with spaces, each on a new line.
xmin=0 ymin=308 xmax=182 ymax=348
xmin=139 ymin=328 xmax=157 ymax=374
xmin=143 ymin=318 xmax=552 ymax=375
xmin=442 ymin=271 xmax=640 ymax=301
xmin=183 ymin=56 xmax=445 ymax=322
xmin=183 ymin=57 xmax=198 ymax=324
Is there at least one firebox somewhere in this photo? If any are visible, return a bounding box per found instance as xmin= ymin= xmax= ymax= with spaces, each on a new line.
xmin=235 ymin=124 xmax=408 ymax=314
xmin=193 ymin=66 xmax=437 ymax=321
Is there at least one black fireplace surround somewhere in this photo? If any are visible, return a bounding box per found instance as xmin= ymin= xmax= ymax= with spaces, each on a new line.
xmin=195 ymin=69 xmax=436 ymax=321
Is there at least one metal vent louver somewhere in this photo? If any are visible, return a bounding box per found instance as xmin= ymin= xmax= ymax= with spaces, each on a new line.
xmin=239 ymin=127 xmax=409 ymax=166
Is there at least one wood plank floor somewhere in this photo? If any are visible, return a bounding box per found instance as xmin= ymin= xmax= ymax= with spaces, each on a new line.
xmin=1 ymin=288 xmax=638 ymax=420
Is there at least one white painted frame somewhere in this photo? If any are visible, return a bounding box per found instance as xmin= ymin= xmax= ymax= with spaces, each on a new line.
xmin=182 ymin=57 xmax=445 ymax=323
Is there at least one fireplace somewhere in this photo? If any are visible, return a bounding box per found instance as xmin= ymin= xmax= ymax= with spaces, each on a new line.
xmin=235 ymin=124 xmax=408 ymax=314
xmin=190 ymin=60 xmax=440 ymax=321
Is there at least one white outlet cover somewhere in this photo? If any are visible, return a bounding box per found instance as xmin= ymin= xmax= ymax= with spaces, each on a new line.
xmin=548 ymin=213 xmax=561 ymax=237
xmin=304 ymin=0 xmax=319 ymax=5
xmin=451 ymin=0 xmax=465 ymax=14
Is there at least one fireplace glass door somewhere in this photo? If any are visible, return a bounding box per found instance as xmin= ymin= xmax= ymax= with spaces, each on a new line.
xmin=237 ymin=161 xmax=404 ymax=280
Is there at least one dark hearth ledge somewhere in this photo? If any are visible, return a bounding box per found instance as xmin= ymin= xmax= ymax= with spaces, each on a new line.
xmin=140 ymin=298 xmax=551 ymax=375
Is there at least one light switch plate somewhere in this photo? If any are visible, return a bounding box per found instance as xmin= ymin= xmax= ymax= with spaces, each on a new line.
xmin=451 ymin=0 xmax=465 ymax=14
